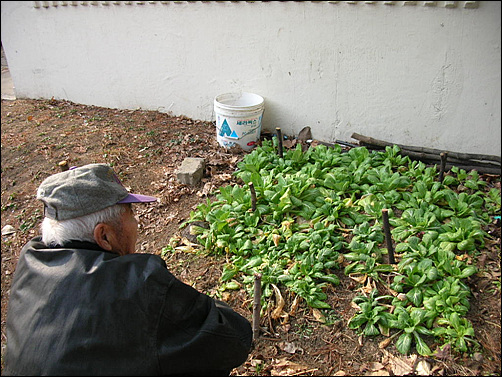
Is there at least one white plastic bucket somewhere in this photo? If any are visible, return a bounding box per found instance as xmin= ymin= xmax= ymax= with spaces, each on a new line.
xmin=214 ymin=92 xmax=265 ymax=151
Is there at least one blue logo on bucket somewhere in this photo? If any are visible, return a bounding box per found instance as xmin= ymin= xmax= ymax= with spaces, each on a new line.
xmin=219 ymin=119 xmax=232 ymax=137
xmin=219 ymin=119 xmax=239 ymax=139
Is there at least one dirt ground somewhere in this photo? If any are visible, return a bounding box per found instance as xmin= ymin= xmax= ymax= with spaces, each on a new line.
xmin=1 ymin=98 xmax=500 ymax=376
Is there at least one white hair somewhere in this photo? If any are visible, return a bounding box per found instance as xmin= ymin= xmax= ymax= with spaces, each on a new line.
xmin=41 ymin=204 xmax=127 ymax=246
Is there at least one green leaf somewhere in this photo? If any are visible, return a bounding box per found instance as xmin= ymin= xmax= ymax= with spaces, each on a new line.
xmin=449 ymin=312 xmax=462 ymax=329
xmin=413 ymin=332 xmax=432 ymax=356
xmin=425 ymin=266 xmax=438 ymax=281
xmin=406 ymin=288 xmax=424 ymax=306
xmin=395 ymin=242 xmax=410 ymax=253
xmin=442 ymin=175 xmax=456 ymax=185
xmin=308 ymin=299 xmax=331 ymax=309
xmin=457 ymin=238 xmax=475 ymax=251
xmin=348 ymin=313 xmax=367 ymax=329
xmin=221 ymin=264 xmax=239 ymax=281
xmin=364 ymin=323 xmax=380 ymax=336
xmin=240 ymin=239 xmax=254 ymax=252
xmin=374 ymin=264 xmax=396 ymax=273
xmin=458 ymin=265 xmax=477 ymax=279
xmin=396 ymin=333 xmax=413 ymax=355
xmin=242 ymin=255 xmax=262 ymax=270
xmin=320 ymin=274 xmax=340 ymax=285
xmin=456 ymin=337 xmax=468 ymax=352
xmin=223 ymin=281 xmax=241 ymax=290
xmin=415 ymin=325 xmax=434 ymax=337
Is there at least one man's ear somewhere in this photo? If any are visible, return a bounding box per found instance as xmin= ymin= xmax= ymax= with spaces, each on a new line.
xmin=94 ymin=223 xmax=113 ymax=251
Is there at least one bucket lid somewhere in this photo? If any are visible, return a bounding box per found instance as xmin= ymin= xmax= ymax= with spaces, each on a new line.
xmin=214 ymin=92 xmax=264 ymax=109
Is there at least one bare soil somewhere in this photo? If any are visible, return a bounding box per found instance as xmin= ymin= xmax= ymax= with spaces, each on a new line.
xmin=1 ymin=98 xmax=500 ymax=376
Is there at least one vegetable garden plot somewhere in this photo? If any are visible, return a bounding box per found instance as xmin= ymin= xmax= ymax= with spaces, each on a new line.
xmin=178 ymin=138 xmax=500 ymax=357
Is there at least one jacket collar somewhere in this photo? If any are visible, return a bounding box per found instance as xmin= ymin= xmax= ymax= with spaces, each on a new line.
xmin=31 ymin=236 xmax=111 ymax=254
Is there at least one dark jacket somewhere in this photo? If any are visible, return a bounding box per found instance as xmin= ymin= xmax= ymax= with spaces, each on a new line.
xmin=4 ymin=237 xmax=252 ymax=376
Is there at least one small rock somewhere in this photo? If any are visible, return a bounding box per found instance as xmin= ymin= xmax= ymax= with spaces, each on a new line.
xmin=176 ymin=157 xmax=205 ymax=185
xmin=281 ymin=341 xmax=302 ymax=354
xmin=472 ymin=352 xmax=483 ymax=363
xmin=2 ymin=225 xmax=16 ymax=235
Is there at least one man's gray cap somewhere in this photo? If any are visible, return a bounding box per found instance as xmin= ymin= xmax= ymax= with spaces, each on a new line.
xmin=37 ymin=163 xmax=157 ymax=220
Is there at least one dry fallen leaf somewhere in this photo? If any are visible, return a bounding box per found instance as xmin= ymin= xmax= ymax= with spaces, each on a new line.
xmin=272 ymin=234 xmax=281 ymax=247
xmin=271 ymin=284 xmax=286 ymax=320
xmin=381 ymin=349 xmax=416 ymax=376
xmin=289 ymin=295 xmax=300 ymax=316
xmin=250 ymin=358 xmax=263 ymax=367
xmin=333 ymin=371 xmax=347 ymax=376
xmin=365 ymin=370 xmax=390 ymax=376
xmin=364 ymin=361 xmax=390 ymax=376
xmin=433 ymin=343 xmax=452 ymax=360
xmin=270 ymin=358 xmax=314 ymax=376
xmin=283 ymin=139 xmax=297 ymax=149
xmin=362 ymin=278 xmax=377 ymax=294
xmin=312 ymin=308 xmax=326 ymax=323
xmin=349 ymin=273 xmax=367 ymax=284
xmin=378 ymin=337 xmax=393 ymax=349
xmin=415 ymin=360 xmax=431 ymax=376
xmin=397 ymin=293 xmax=407 ymax=301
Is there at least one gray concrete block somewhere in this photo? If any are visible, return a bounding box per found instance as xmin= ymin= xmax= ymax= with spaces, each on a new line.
xmin=176 ymin=157 xmax=205 ymax=185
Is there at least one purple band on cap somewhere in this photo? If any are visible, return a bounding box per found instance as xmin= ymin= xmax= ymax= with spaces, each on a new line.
xmin=117 ymin=193 xmax=158 ymax=204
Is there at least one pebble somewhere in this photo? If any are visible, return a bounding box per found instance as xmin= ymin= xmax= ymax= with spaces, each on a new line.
xmin=473 ymin=352 xmax=484 ymax=362
xmin=2 ymin=225 xmax=16 ymax=235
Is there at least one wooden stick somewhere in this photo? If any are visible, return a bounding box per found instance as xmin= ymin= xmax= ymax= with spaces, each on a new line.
xmin=378 ymin=147 xmax=500 ymax=173
xmin=335 ymin=139 xmax=359 ymax=148
xmin=249 ymin=182 xmax=257 ymax=212
xmin=442 ymin=163 xmax=501 ymax=175
xmin=252 ymin=273 xmax=262 ymax=341
xmin=276 ymin=127 xmax=283 ymax=158
xmin=381 ymin=209 xmax=395 ymax=264
xmin=389 ymin=148 xmax=494 ymax=167
xmin=353 ymin=135 xmax=500 ymax=174
xmin=439 ymin=152 xmax=448 ymax=183
xmin=351 ymin=132 xmax=501 ymax=163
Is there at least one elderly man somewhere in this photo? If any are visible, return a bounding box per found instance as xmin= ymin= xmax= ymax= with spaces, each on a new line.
xmin=4 ymin=163 xmax=252 ymax=376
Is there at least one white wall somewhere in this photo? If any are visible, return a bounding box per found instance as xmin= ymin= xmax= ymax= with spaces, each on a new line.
xmin=1 ymin=1 xmax=500 ymax=156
